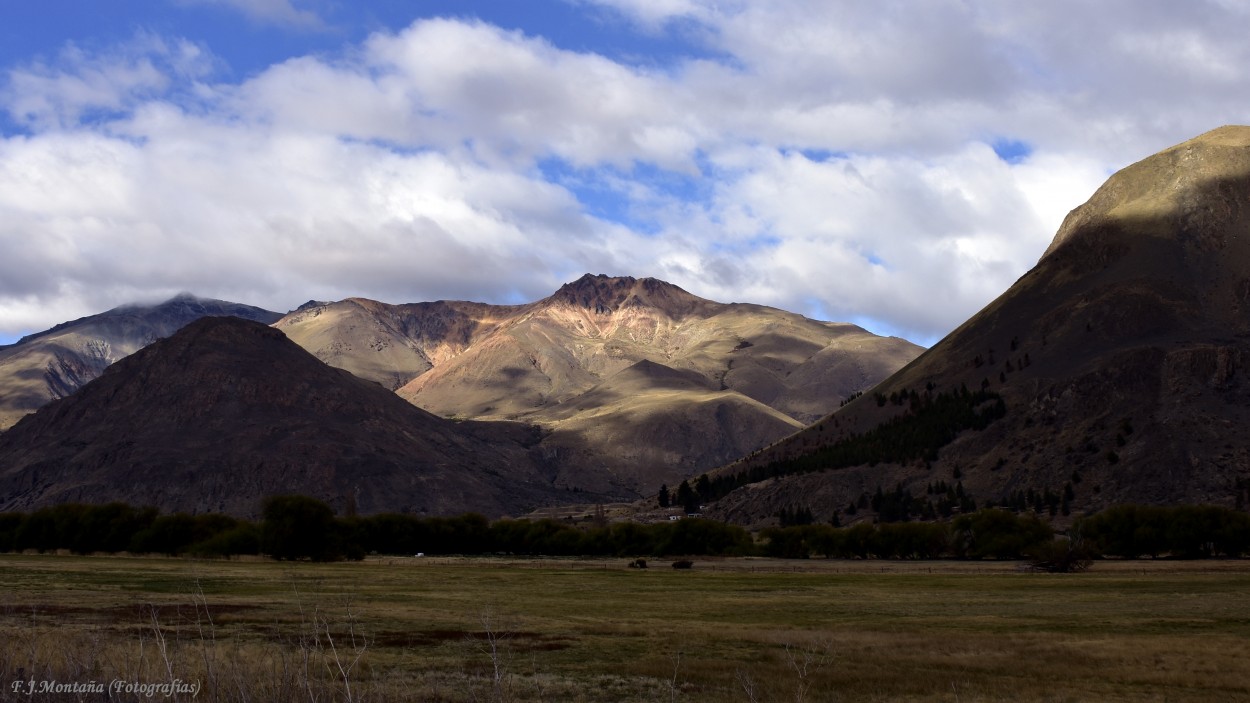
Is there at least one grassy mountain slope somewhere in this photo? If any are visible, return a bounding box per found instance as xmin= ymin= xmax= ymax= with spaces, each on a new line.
xmin=707 ymin=126 xmax=1250 ymax=524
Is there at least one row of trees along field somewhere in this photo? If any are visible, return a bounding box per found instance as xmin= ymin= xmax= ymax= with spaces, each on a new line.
xmin=0 ymin=496 xmax=752 ymax=561
xmin=762 ymin=504 xmax=1250 ymax=559
xmin=0 ymin=497 xmax=1246 ymax=562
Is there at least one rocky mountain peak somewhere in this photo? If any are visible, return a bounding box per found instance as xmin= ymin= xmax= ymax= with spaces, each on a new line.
xmin=549 ymin=274 xmax=703 ymax=316
xmin=1043 ymin=125 xmax=1250 ymax=260
xmin=295 ymin=299 xmax=328 ymax=312
xmin=85 ymin=316 xmax=351 ymax=419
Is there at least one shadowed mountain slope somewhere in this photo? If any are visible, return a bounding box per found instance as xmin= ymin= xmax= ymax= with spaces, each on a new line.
xmin=0 ymin=295 xmax=281 ymax=430
xmin=707 ymin=126 xmax=1250 ymax=524
xmin=0 ymin=317 xmax=575 ymax=518
xmin=276 ymin=275 xmax=922 ymax=494
xmin=534 ymin=359 xmax=806 ymax=495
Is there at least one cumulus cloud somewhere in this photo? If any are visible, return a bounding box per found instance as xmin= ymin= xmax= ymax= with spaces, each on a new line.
xmin=359 ymin=19 xmax=704 ymax=170
xmin=666 ymin=146 xmax=1107 ymax=337
xmin=585 ymin=0 xmax=1250 ymax=158
xmin=0 ymin=120 xmax=631 ymax=315
xmin=3 ymin=34 xmax=212 ymax=130
xmin=2 ymin=3 xmax=1249 ymax=344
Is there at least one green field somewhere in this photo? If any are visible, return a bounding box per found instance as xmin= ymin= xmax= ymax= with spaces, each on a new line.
xmin=1 ymin=555 xmax=1248 ymax=702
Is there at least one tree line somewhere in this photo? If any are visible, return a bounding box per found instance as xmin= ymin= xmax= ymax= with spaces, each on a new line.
xmin=1075 ymin=504 xmax=1250 ymax=558
xmin=0 ymin=496 xmax=753 ymax=561
xmin=761 ymin=510 xmax=1055 ymax=559
xmin=0 ymin=497 xmax=1245 ymax=561
xmin=699 ymin=386 xmax=1007 ymax=502
xmin=760 ymin=504 xmax=1250 ymax=560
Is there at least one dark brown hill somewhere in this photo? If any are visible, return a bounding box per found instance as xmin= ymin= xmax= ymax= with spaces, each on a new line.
xmin=708 ymin=126 xmax=1250 ymax=524
xmin=0 ymin=294 xmax=282 ymax=429
xmin=0 ymin=317 xmax=575 ymax=518
xmin=276 ymin=274 xmax=922 ymax=495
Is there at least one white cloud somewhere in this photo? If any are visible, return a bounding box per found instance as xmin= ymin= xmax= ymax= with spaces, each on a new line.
xmin=582 ymin=0 xmax=1250 ymax=159
xmin=361 ymin=19 xmax=704 ymax=170
xmin=1 ymin=4 xmax=1249 ymax=343
xmin=2 ymin=33 xmax=214 ymax=130
xmin=177 ymin=0 xmax=326 ymax=30
xmin=634 ymin=145 xmax=1106 ymax=343
xmin=0 ymin=122 xmax=630 ymax=312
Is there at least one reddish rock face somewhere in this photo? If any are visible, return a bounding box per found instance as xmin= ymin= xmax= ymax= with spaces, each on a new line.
xmin=276 ymin=274 xmax=922 ymax=495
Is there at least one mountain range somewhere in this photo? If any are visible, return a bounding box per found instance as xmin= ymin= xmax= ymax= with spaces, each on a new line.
xmin=276 ymin=274 xmax=921 ymax=494
xmin=704 ymin=125 xmax=1250 ymax=524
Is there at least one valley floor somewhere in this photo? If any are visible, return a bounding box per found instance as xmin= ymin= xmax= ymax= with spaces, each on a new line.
xmin=1 ymin=554 xmax=1248 ymax=702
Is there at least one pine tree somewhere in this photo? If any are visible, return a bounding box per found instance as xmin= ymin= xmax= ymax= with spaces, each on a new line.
xmin=677 ymin=480 xmax=699 ymax=514
xmin=695 ymin=474 xmax=711 ymax=500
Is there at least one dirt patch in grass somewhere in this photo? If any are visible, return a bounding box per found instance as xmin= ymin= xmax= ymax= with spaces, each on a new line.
xmin=7 ymin=601 xmax=264 ymax=625
xmin=373 ymin=628 xmax=575 ymax=651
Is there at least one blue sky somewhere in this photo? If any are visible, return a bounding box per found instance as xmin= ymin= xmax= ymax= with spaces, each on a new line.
xmin=0 ymin=1 xmax=725 ymax=89
xmin=2 ymin=0 xmax=1249 ymax=347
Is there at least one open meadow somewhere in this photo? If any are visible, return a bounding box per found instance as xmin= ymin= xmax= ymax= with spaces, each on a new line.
xmin=1 ymin=554 xmax=1248 ymax=702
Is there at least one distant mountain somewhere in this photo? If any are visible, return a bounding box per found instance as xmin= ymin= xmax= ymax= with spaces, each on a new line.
xmin=706 ymin=126 xmax=1250 ymax=524
xmin=0 ymin=294 xmax=281 ymax=429
xmin=276 ymin=274 xmax=923 ymax=495
xmin=0 ymin=317 xmax=578 ymax=518
xmin=397 ymin=275 xmax=915 ymax=425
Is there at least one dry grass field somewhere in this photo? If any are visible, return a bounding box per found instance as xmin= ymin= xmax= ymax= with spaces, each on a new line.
xmin=1 ymin=554 xmax=1248 ymax=702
